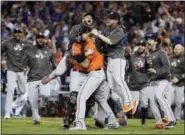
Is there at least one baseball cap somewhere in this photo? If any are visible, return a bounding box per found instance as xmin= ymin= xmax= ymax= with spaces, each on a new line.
xmin=13 ymin=28 xmax=22 ymax=34
xmin=36 ymin=32 xmax=45 ymax=39
xmin=83 ymin=12 xmax=95 ymax=19
xmin=79 ymin=26 xmax=92 ymax=35
xmin=136 ymin=39 xmax=146 ymax=46
xmin=107 ymin=11 xmax=120 ymax=20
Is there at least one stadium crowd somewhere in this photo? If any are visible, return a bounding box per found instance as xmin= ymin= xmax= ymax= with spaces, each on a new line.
xmin=1 ymin=1 xmax=184 ymax=52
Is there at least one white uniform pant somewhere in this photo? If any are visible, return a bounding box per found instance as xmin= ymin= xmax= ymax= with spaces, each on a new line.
xmin=5 ymin=70 xmax=27 ymax=116
xmin=28 ymin=80 xmax=51 ymax=121
xmin=107 ymin=58 xmax=132 ymax=105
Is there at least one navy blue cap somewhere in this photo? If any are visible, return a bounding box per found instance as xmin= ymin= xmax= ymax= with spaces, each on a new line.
xmin=83 ymin=12 xmax=95 ymax=19
xmin=36 ymin=32 xmax=45 ymax=39
xmin=13 ymin=28 xmax=22 ymax=34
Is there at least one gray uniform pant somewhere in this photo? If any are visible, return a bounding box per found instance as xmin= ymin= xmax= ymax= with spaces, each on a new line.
xmin=74 ymin=69 xmax=118 ymax=128
xmin=171 ymin=85 xmax=184 ymax=120
xmin=107 ymin=58 xmax=132 ymax=105
xmin=93 ymin=81 xmax=110 ymax=124
xmin=153 ymin=80 xmax=175 ymax=121
xmin=5 ymin=70 xmax=27 ymax=116
xmin=12 ymin=84 xmax=28 ymax=115
xmin=140 ymin=85 xmax=163 ymax=124
xmin=28 ymin=80 xmax=51 ymax=121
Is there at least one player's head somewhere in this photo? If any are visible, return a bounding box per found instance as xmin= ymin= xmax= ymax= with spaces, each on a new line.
xmin=82 ymin=13 xmax=94 ymax=26
xmin=79 ymin=26 xmax=92 ymax=41
xmin=145 ymin=34 xmax=160 ymax=52
xmin=174 ymin=44 xmax=184 ymax=56
xmin=106 ymin=11 xmax=120 ymax=26
xmin=136 ymin=39 xmax=146 ymax=54
xmin=13 ymin=28 xmax=23 ymax=41
xmin=36 ymin=32 xmax=45 ymax=47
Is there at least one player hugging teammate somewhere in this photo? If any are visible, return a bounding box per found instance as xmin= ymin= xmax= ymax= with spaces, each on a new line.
xmin=42 ymin=11 xmax=184 ymax=130
xmin=3 ymin=11 xmax=183 ymax=131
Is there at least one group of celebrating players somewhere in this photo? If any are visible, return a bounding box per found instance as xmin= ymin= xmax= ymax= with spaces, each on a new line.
xmin=2 ymin=11 xmax=184 ymax=131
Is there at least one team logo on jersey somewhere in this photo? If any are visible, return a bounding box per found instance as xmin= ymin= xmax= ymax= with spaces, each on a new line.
xmin=134 ymin=59 xmax=144 ymax=68
xmin=35 ymin=51 xmax=44 ymax=59
xmin=171 ymin=60 xmax=177 ymax=67
xmin=14 ymin=44 xmax=22 ymax=51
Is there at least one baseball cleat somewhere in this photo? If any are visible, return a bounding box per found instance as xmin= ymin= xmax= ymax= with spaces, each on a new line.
xmin=154 ymin=124 xmax=164 ymax=129
xmin=162 ymin=118 xmax=170 ymax=125
xmin=95 ymin=120 xmax=104 ymax=128
xmin=131 ymin=99 xmax=139 ymax=115
xmin=63 ymin=124 xmax=70 ymax=130
xmin=104 ymin=123 xmax=120 ymax=130
xmin=165 ymin=121 xmax=174 ymax=129
xmin=69 ymin=126 xmax=87 ymax=130
xmin=33 ymin=121 xmax=40 ymax=125
xmin=123 ymin=104 xmax=133 ymax=113
xmin=4 ymin=114 xmax=10 ymax=119
xmin=117 ymin=111 xmax=127 ymax=127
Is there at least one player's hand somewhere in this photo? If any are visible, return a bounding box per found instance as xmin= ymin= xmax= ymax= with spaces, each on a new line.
xmin=147 ymin=68 xmax=157 ymax=74
xmin=42 ymin=76 xmax=51 ymax=84
xmin=172 ymin=77 xmax=179 ymax=84
xmin=85 ymin=49 xmax=94 ymax=56
xmin=182 ymin=73 xmax=185 ymax=78
xmin=91 ymin=29 xmax=99 ymax=36
xmin=76 ymin=34 xmax=81 ymax=43
xmin=68 ymin=58 xmax=78 ymax=65
xmin=23 ymin=67 xmax=28 ymax=76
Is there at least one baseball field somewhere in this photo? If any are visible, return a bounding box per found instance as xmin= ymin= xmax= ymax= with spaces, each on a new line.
xmin=2 ymin=117 xmax=184 ymax=134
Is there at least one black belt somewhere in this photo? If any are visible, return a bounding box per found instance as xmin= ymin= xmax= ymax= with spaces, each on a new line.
xmin=73 ymin=68 xmax=101 ymax=74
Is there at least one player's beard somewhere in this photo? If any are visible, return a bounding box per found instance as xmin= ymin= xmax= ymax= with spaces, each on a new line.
xmin=137 ymin=48 xmax=145 ymax=55
xmin=14 ymin=35 xmax=21 ymax=41
xmin=36 ymin=41 xmax=45 ymax=48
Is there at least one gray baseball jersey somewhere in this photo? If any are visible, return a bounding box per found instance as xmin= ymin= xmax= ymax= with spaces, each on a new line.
xmin=24 ymin=45 xmax=56 ymax=82
xmin=103 ymin=24 xmax=125 ymax=59
xmin=146 ymin=49 xmax=171 ymax=81
xmin=1 ymin=38 xmax=32 ymax=72
xmin=127 ymin=53 xmax=149 ymax=91
xmin=170 ymin=55 xmax=185 ymax=86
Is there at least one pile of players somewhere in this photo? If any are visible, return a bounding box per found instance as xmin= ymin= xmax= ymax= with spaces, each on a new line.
xmin=2 ymin=11 xmax=184 ymax=131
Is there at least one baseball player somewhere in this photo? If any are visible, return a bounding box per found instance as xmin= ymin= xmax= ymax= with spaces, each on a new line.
xmin=24 ymin=32 xmax=56 ymax=125
xmin=42 ymin=13 xmax=99 ymax=129
xmin=1 ymin=28 xmax=32 ymax=119
xmin=42 ymin=12 xmax=124 ymax=129
xmin=90 ymin=12 xmax=137 ymax=113
xmin=68 ymin=26 xmax=119 ymax=130
xmin=169 ymin=44 xmax=185 ymax=122
xmin=127 ymin=39 xmax=165 ymax=129
xmin=145 ymin=35 xmax=175 ymax=128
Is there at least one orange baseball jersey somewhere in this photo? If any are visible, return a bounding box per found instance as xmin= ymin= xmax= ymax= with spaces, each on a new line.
xmin=71 ymin=39 xmax=104 ymax=72
xmin=84 ymin=39 xmax=103 ymax=72
xmin=71 ymin=42 xmax=85 ymax=71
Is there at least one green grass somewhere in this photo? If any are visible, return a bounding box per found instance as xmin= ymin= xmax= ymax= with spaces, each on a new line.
xmin=1 ymin=117 xmax=184 ymax=134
